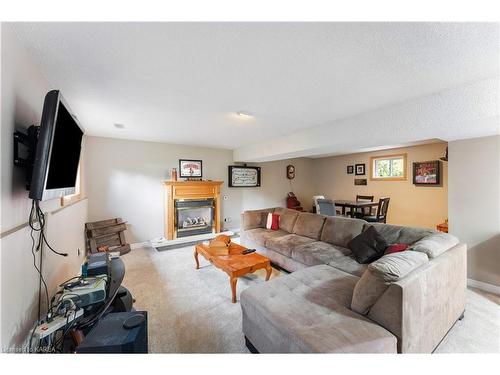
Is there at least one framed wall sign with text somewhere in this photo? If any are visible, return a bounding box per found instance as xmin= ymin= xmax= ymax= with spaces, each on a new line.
xmin=228 ymin=166 xmax=261 ymax=187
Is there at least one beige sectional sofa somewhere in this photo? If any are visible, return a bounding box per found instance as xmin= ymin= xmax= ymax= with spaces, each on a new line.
xmin=240 ymin=207 xmax=466 ymax=353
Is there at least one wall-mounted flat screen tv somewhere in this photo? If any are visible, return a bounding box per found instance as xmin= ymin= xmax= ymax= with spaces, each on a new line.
xmin=29 ymin=90 xmax=84 ymax=201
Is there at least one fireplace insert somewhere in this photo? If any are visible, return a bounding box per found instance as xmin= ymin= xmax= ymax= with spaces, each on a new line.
xmin=174 ymin=199 xmax=214 ymax=238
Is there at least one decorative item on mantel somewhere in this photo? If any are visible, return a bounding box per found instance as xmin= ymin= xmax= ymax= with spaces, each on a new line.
xmin=179 ymin=159 xmax=203 ymax=179
xmin=170 ymin=167 xmax=178 ymax=181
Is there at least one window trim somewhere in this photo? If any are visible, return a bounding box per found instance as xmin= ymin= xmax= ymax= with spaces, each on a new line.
xmin=369 ymin=153 xmax=407 ymax=181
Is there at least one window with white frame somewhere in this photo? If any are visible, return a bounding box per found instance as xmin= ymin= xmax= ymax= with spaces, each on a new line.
xmin=370 ymin=154 xmax=407 ymax=180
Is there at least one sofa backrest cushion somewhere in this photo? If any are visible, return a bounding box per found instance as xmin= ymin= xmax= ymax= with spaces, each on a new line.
xmin=369 ymin=251 xmax=429 ymax=282
xmin=273 ymin=207 xmax=300 ymax=233
xmin=242 ymin=208 xmax=275 ymax=230
xmin=408 ymin=232 xmax=459 ymax=258
xmin=351 ymin=251 xmax=429 ymax=314
xmin=292 ymin=212 xmax=326 ymax=240
xmin=321 ymin=216 xmax=366 ymax=248
xmin=365 ymin=223 xmax=435 ymax=245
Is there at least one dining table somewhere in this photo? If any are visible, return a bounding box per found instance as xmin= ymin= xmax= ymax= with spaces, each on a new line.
xmin=334 ymin=200 xmax=379 ymax=218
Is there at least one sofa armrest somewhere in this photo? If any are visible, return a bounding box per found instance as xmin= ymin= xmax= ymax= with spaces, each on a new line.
xmin=367 ymin=243 xmax=467 ymax=353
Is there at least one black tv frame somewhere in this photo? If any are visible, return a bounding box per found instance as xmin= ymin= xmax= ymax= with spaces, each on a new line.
xmin=29 ymin=90 xmax=84 ymax=201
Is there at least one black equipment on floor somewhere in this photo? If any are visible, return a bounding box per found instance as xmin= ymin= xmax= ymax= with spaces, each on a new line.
xmin=111 ymin=285 xmax=134 ymax=313
xmin=76 ymin=311 xmax=148 ymax=353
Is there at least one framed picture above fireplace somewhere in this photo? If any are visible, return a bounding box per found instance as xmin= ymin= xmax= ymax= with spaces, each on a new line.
xmin=228 ymin=166 xmax=261 ymax=187
xmin=179 ymin=159 xmax=203 ymax=178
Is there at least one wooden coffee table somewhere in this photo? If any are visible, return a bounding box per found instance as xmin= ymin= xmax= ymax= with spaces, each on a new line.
xmin=194 ymin=242 xmax=272 ymax=303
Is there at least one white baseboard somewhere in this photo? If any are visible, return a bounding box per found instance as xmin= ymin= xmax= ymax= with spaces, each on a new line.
xmin=130 ymin=242 xmax=152 ymax=249
xmin=467 ymin=278 xmax=500 ymax=295
xmin=149 ymin=230 xmax=235 ymax=249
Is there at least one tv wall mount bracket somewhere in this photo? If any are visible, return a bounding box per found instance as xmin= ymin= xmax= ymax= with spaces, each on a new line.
xmin=13 ymin=125 xmax=40 ymax=190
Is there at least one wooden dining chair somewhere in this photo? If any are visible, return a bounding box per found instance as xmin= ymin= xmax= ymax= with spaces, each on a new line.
xmin=363 ymin=197 xmax=390 ymax=223
xmin=353 ymin=195 xmax=374 ymax=218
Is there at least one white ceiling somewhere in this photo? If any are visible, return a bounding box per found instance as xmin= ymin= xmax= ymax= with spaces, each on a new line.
xmin=11 ymin=22 xmax=500 ymax=152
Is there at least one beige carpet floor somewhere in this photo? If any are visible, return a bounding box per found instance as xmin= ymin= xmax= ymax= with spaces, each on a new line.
xmin=121 ymin=244 xmax=500 ymax=353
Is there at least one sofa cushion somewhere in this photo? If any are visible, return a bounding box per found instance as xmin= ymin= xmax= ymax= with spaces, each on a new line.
xmin=292 ymin=212 xmax=327 ymax=240
xmin=290 ymin=241 xmax=367 ymax=277
xmin=369 ymin=251 xmax=429 ymax=282
xmin=348 ymin=226 xmax=388 ymax=264
xmin=242 ymin=208 xmax=274 ymax=230
xmin=242 ymin=228 xmax=289 ymax=247
xmin=273 ymin=207 xmax=300 ymax=233
xmin=265 ymin=234 xmax=316 ymax=257
xmin=351 ymin=268 xmax=388 ymax=315
xmin=365 ymin=223 xmax=435 ymax=245
xmin=321 ymin=216 xmax=366 ymax=247
xmin=241 ymin=265 xmax=397 ymax=353
xmin=291 ymin=241 xmax=350 ymax=267
xmin=327 ymin=255 xmax=368 ymax=277
xmin=351 ymin=251 xmax=429 ymax=314
xmin=408 ymin=232 xmax=459 ymax=258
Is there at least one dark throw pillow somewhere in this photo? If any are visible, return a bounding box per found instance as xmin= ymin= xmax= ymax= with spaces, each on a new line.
xmin=348 ymin=226 xmax=388 ymax=264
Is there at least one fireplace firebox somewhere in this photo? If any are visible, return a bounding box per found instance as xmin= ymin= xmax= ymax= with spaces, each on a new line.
xmin=175 ymin=199 xmax=214 ymax=238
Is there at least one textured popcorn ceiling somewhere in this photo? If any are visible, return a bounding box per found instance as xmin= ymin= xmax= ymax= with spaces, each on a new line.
xmin=10 ymin=22 xmax=500 ymax=157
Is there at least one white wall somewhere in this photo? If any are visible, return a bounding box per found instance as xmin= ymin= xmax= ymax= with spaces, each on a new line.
xmin=83 ymin=136 xmax=241 ymax=243
xmin=1 ymin=24 xmax=87 ymax=349
xmin=243 ymin=158 xmax=315 ymax=212
xmin=84 ymin=136 xmax=315 ymax=243
xmin=448 ymin=135 xmax=500 ymax=287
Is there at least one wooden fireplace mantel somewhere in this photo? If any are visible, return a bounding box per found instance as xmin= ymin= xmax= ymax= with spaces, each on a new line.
xmin=164 ymin=180 xmax=224 ymax=240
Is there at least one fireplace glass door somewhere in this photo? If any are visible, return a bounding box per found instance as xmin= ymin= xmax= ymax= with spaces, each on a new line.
xmin=175 ymin=199 xmax=214 ymax=237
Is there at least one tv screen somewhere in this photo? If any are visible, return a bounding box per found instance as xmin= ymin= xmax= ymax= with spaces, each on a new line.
xmin=29 ymin=90 xmax=84 ymax=201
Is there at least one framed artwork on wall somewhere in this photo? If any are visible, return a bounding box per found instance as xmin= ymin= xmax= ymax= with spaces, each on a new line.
xmin=413 ymin=160 xmax=441 ymax=186
xmin=355 ymin=163 xmax=366 ymax=176
xmin=179 ymin=159 xmax=203 ymax=178
xmin=347 ymin=165 xmax=354 ymax=174
xmin=354 ymin=178 xmax=367 ymax=186
xmin=228 ymin=166 xmax=261 ymax=187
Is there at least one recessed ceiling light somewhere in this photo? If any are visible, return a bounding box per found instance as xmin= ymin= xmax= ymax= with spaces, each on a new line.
xmin=236 ymin=111 xmax=253 ymax=118
xmin=114 ymin=123 xmax=125 ymax=129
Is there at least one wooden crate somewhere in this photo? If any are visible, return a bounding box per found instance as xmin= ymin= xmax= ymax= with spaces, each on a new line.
xmin=85 ymin=218 xmax=131 ymax=255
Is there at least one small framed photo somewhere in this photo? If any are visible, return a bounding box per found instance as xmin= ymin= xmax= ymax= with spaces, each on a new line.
xmin=413 ymin=160 xmax=441 ymax=186
xmin=355 ymin=163 xmax=366 ymax=176
xmin=179 ymin=159 xmax=203 ymax=178
xmin=354 ymin=178 xmax=367 ymax=186
xmin=347 ymin=165 xmax=354 ymax=174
